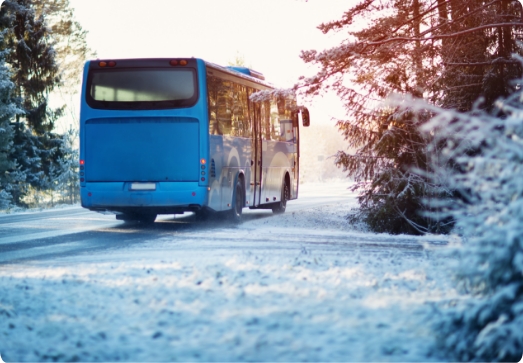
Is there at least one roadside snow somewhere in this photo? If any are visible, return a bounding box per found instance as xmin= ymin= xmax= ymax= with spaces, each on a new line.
xmin=0 ymin=203 xmax=81 ymax=217
xmin=0 ymin=181 xmax=458 ymax=362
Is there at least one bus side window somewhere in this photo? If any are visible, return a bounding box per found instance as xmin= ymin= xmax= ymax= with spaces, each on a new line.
xmin=207 ymin=75 xmax=221 ymax=135
xmin=260 ymin=101 xmax=271 ymax=141
xmin=271 ymin=97 xmax=283 ymax=141
xmin=241 ymin=86 xmax=251 ymax=138
xmin=231 ymin=83 xmax=250 ymax=138
xmin=247 ymin=88 xmax=257 ymax=137
xmin=217 ymin=80 xmax=233 ymax=136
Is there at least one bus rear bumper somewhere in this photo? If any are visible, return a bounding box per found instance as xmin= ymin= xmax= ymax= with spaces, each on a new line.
xmin=80 ymin=182 xmax=208 ymax=215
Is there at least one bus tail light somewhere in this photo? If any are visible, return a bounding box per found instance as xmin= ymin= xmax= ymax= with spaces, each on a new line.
xmin=169 ymin=59 xmax=188 ymax=66
xmin=98 ymin=61 xmax=116 ymax=67
xmin=80 ymin=160 xmax=86 ymax=186
xmin=200 ymin=159 xmax=206 ymax=182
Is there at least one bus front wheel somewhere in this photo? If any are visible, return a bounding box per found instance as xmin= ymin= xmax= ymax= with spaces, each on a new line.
xmin=272 ymin=180 xmax=289 ymax=214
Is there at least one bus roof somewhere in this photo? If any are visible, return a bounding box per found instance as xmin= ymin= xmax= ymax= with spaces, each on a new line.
xmin=86 ymin=57 xmax=275 ymax=88
xmin=204 ymin=61 xmax=274 ymax=88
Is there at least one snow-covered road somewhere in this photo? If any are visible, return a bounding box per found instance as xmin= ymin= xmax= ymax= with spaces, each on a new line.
xmin=0 ymin=181 xmax=457 ymax=361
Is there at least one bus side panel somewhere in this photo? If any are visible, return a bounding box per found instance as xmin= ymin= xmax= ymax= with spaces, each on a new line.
xmin=208 ymin=134 xmax=223 ymax=211
xmin=209 ymin=135 xmax=251 ymax=211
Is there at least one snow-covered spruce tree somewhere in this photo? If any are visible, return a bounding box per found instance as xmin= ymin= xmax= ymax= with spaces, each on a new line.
xmin=0 ymin=30 xmax=20 ymax=210
xmin=33 ymin=0 xmax=92 ymax=205
xmin=437 ymin=0 xmax=523 ymax=112
xmin=4 ymin=0 xmax=61 ymax=135
xmin=299 ymin=0 xmax=523 ymax=234
xmin=0 ymin=45 xmax=14 ymax=210
xmin=0 ymin=0 xmax=63 ymax=206
xmin=299 ymin=0 xmax=441 ymax=234
xmin=407 ymin=74 xmax=523 ymax=361
xmin=51 ymin=127 xmax=79 ymax=204
xmin=35 ymin=0 xmax=95 ymax=126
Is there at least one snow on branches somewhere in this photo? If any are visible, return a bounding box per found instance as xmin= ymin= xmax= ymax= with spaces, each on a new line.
xmin=397 ymin=67 xmax=523 ymax=361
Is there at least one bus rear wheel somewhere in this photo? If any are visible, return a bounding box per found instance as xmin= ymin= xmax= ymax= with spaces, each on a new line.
xmin=228 ymin=179 xmax=244 ymax=223
xmin=272 ymin=180 xmax=289 ymax=214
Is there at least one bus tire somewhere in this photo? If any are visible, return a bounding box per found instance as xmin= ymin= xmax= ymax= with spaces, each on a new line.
xmin=228 ymin=178 xmax=244 ymax=223
xmin=272 ymin=179 xmax=289 ymax=214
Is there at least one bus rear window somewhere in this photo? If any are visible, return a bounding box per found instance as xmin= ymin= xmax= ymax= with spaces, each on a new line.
xmin=86 ymin=68 xmax=198 ymax=109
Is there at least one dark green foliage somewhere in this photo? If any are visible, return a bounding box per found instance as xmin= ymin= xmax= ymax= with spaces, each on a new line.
xmin=1 ymin=1 xmax=57 ymax=205
xmin=51 ymin=128 xmax=79 ymax=204
xmin=0 ymin=0 xmax=91 ymax=206
xmin=437 ymin=0 xmax=523 ymax=112
xmin=0 ymin=30 xmax=20 ymax=209
xmin=4 ymin=0 xmax=61 ymax=134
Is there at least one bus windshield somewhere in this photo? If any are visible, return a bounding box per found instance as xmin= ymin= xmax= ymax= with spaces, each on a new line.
xmin=86 ymin=68 xmax=197 ymax=110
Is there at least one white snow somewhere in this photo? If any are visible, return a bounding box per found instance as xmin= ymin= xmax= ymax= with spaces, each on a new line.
xmin=0 ymin=181 xmax=459 ymax=362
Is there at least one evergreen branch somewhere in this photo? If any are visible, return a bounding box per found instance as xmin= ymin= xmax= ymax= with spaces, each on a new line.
xmin=419 ymin=0 xmax=508 ymax=38
xmin=444 ymin=83 xmax=484 ymax=90
xmin=443 ymin=60 xmax=520 ymax=66
xmin=363 ymin=23 xmax=523 ymax=48
xmin=394 ymin=205 xmax=430 ymax=234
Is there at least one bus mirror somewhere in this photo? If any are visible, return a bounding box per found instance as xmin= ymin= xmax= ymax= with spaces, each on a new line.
xmin=301 ymin=107 xmax=310 ymax=127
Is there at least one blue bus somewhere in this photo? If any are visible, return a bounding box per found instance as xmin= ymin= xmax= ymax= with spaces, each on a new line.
xmin=79 ymin=58 xmax=310 ymax=223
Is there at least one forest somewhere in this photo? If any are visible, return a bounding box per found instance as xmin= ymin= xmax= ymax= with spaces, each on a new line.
xmin=0 ymin=0 xmax=91 ymax=210
xmin=0 ymin=0 xmax=522 ymax=359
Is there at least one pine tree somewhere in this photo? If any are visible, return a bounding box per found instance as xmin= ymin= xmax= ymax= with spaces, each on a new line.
xmin=51 ymin=127 xmax=78 ymax=204
xmin=0 ymin=29 xmax=21 ymax=209
xmin=437 ymin=0 xmax=523 ymax=111
xmin=299 ymin=0 xmax=443 ymax=234
xmin=35 ymin=0 xmax=93 ymax=205
xmin=299 ymin=0 xmax=523 ymax=234
xmin=0 ymin=0 xmax=63 ymax=206
xmin=35 ymin=0 xmax=95 ymax=124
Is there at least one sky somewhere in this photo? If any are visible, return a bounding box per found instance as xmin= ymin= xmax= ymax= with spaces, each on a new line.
xmin=68 ymin=0 xmax=354 ymax=124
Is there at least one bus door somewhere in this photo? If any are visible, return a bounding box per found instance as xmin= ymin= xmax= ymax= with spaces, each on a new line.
xmin=292 ymin=111 xmax=299 ymax=199
xmin=251 ymin=101 xmax=263 ymax=206
xmin=281 ymin=115 xmax=299 ymax=200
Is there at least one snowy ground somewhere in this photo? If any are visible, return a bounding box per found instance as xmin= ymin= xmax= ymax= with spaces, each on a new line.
xmin=0 ymin=181 xmax=460 ymax=362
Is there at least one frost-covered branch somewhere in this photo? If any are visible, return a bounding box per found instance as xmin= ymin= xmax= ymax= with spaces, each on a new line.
xmin=388 ymin=63 xmax=523 ymax=361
